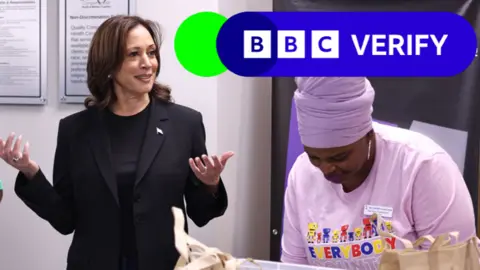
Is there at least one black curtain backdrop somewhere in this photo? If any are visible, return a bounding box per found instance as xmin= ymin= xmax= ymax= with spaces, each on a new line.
xmin=270 ymin=0 xmax=480 ymax=261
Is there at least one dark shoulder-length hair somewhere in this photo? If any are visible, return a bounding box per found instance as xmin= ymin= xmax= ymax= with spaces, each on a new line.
xmin=84 ymin=15 xmax=172 ymax=108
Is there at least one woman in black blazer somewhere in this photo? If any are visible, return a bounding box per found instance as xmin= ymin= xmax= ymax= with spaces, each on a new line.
xmin=0 ymin=15 xmax=232 ymax=270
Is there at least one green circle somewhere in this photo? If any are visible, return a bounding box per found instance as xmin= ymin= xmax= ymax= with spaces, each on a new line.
xmin=174 ymin=12 xmax=227 ymax=77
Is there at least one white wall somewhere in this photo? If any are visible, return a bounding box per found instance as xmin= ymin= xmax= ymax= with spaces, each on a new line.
xmin=0 ymin=0 xmax=272 ymax=269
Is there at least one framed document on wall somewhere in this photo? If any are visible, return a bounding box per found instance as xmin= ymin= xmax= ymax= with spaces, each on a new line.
xmin=58 ymin=0 xmax=136 ymax=104
xmin=0 ymin=0 xmax=48 ymax=105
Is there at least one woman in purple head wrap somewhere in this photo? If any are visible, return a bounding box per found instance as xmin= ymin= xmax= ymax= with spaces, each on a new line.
xmin=294 ymin=76 xmax=375 ymax=190
xmin=281 ymin=77 xmax=477 ymax=269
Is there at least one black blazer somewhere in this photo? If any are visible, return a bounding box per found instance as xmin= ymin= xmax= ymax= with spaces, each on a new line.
xmin=14 ymin=98 xmax=228 ymax=270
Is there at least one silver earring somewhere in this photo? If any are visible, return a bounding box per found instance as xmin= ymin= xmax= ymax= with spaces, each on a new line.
xmin=107 ymin=74 xmax=111 ymax=79
xmin=367 ymin=140 xmax=372 ymax=160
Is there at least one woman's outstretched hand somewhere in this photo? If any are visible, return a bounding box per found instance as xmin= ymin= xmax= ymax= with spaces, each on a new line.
xmin=0 ymin=132 xmax=39 ymax=179
xmin=189 ymin=151 xmax=234 ymax=186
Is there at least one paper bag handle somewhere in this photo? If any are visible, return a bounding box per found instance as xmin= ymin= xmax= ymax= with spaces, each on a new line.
xmin=373 ymin=213 xmax=465 ymax=252
xmin=374 ymin=213 xmax=462 ymax=251
xmin=173 ymin=207 xmax=191 ymax=262
xmin=429 ymin=231 xmax=460 ymax=251
xmin=172 ymin=207 xmax=264 ymax=270
xmin=412 ymin=235 xmax=436 ymax=247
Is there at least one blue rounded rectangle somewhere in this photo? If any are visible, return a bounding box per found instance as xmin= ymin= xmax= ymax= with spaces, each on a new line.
xmin=216 ymin=12 xmax=477 ymax=77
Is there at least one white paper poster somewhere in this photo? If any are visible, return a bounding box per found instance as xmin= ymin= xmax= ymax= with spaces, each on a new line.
xmin=0 ymin=0 xmax=47 ymax=104
xmin=59 ymin=0 xmax=135 ymax=103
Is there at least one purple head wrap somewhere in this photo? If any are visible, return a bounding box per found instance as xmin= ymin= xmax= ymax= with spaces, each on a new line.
xmin=294 ymin=77 xmax=375 ymax=148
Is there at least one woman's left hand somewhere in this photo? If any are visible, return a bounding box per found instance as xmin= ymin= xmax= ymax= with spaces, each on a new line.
xmin=189 ymin=151 xmax=234 ymax=186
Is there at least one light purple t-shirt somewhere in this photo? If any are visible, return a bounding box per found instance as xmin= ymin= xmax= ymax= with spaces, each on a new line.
xmin=281 ymin=123 xmax=476 ymax=270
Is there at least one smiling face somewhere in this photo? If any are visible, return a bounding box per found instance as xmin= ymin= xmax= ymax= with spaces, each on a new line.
xmin=304 ymin=130 xmax=374 ymax=186
xmin=113 ymin=25 xmax=158 ymax=98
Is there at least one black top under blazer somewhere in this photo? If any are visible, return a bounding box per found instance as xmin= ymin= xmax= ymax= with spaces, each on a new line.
xmin=14 ymin=97 xmax=228 ymax=270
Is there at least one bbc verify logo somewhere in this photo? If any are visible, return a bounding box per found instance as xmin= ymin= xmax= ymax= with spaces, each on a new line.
xmin=213 ymin=11 xmax=477 ymax=77
xmin=244 ymin=31 xmax=448 ymax=59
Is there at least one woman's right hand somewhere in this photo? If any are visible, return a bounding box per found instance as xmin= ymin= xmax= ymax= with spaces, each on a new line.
xmin=0 ymin=132 xmax=39 ymax=179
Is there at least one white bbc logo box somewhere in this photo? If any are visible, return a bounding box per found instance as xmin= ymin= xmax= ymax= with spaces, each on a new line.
xmin=243 ymin=30 xmax=339 ymax=59
xmin=243 ymin=30 xmax=271 ymax=58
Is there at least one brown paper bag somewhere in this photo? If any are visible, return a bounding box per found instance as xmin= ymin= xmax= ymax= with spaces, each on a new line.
xmin=172 ymin=207 xmax=262 ymax=270
xmin=374 ymin=213 xmax=480 ymax=270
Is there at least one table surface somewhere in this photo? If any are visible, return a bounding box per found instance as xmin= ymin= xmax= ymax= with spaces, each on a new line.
xmin=237 ymin=259 xmax=339 ymax=270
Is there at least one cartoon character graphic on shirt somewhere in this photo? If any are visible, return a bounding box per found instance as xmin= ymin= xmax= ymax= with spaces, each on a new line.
xmin=340 ymin=225 xmax=349 ymax=242
xmin=370 ymin=213 xmax=394 ymax=234
xmin=385 ymin=221 xmax=394 ymax=233
xmin=363 ymin=218 xmax=373 ymax=239
xmin=332 ymin=230 xmax=340 ymax=243
xmin=370 ymin=214 xmax=379 ymax=236
xmin=348 ymin=231 xmax=355 ymax=242
xmin=354 ymin=228 xmax=362 ymax=240
xmin=307 ymin=222 xmax=318 ymax=243
xmin=306 ymin=218 xmax=398 ymax=269
xmin=322 ymin=228 xmax=331 ymax=243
